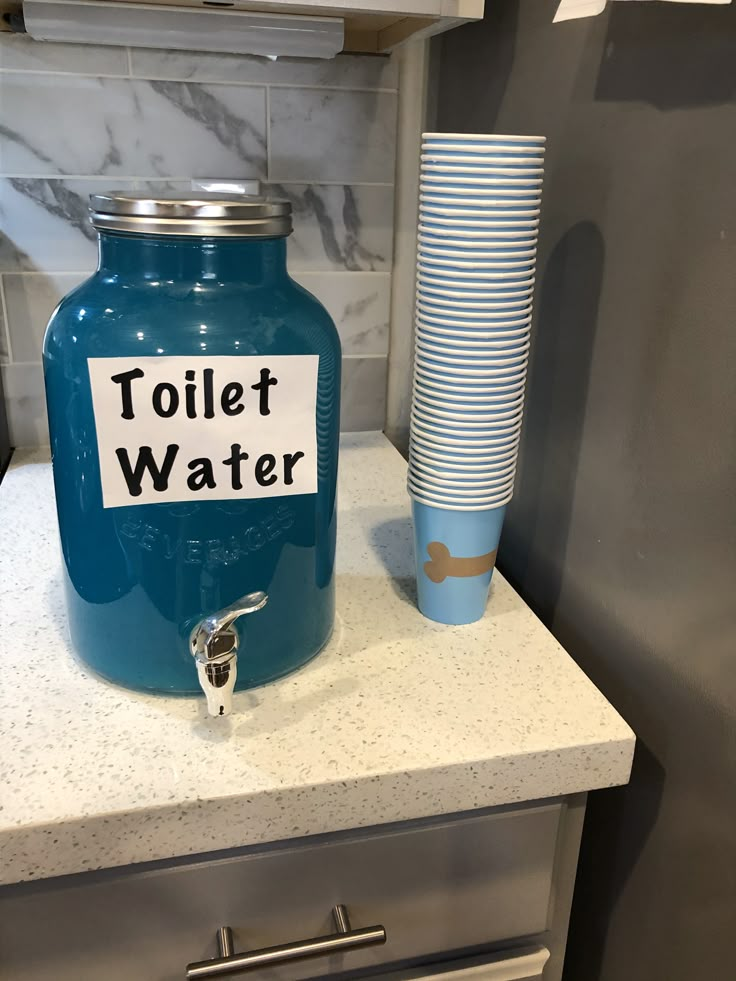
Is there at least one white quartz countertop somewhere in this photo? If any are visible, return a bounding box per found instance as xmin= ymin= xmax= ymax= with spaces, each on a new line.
xmin=0 ymin=433 xmax=634 ymax=886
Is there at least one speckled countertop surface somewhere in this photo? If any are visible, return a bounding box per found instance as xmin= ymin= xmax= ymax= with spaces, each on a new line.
xmin=0 ymin=433 xmax=634 ymax=886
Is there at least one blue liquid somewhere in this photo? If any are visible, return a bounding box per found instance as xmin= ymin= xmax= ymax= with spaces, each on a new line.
xmin=44 ymin=232 xmax=341 ymax=693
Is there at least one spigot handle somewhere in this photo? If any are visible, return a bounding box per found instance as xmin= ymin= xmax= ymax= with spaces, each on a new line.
xmin=191 ymin=591 xmax=268 ymax=664
xmin=190 ymin=591 xmax=268 ymax=717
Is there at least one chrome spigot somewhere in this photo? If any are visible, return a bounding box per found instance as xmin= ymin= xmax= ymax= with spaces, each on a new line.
xmin=190 ymin=591 xmax=268 ymax=717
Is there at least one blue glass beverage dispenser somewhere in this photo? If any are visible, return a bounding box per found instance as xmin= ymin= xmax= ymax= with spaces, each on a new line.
xmin=43 ymin=193 xmax=341 ymax=715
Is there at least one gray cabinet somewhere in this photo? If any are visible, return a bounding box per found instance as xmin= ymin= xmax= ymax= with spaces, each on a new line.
xmin=0 ymin=797 xmax=585 ymax=981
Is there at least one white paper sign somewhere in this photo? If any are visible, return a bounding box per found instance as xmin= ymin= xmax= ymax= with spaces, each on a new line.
xmin=555 ymin=0 xmax=730 ymax=22
xmin=88 ymin=355 xmax=319 ymax=509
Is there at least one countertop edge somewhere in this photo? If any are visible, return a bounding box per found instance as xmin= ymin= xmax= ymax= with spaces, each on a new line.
xmin=1 ymin=732 xmax=634 ymax=886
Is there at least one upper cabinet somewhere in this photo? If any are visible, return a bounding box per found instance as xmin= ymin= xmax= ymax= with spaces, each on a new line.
xmin=1 ymin=0 xmax=486 ymax=53
xmin=302 ymin=0 xmax=486 ymax=51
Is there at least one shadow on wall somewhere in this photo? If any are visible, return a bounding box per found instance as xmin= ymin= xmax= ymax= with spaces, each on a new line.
xmin=595 ymin=2 xmax=736 ymax=109
xmin=564 ymin=722 xmax=667 ymax=980
xmin=435 ymin=0 xmax=519 ymax=134
xmin=499 ymin=222 xmax=604 ymax=623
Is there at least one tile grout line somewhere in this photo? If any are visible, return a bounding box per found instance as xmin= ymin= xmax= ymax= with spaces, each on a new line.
xmin=5 ymin=354 xmax=388 ymax=368
xmin=0 ymin=275 xmax=14 ymax=364
xmin=0 ymin=175 xmax=395 ymax=188
xmin=0 ymin=68 xmax=129 ymax=80
xmin=7 ymin=269 xmax=393 ymax=277
xmin=269 ymin=178 xmax=394 ymax=188
xmin=0 ymin=67 xmax=398 ymax=95
xmin=343 ymin=354 xmax=387 ymax=360
xmin=265 ymin=85 xmax=272 ymax=183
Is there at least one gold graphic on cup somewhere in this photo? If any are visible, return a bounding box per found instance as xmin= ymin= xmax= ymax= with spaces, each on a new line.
xmin=424 ymin=541 xmax=498 ymax=584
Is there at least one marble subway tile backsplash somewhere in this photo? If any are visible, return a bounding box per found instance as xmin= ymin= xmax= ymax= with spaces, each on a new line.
xmin=0 ymin=35 xmax=397 ymax=446
xmin=0 ymin=178 xmax=132 ymax=273
xmin=0 ymin=36 xmax=129 ymax=74
xmin=0 ymin=73 xmax=269 ymax=178
xmin=0 ymin=179 xmax=393 ymax=274
xmin=269 ymin=89 xmax=398 ymax=183
xmin=129 ymin=47 xmax=398 ymax=89
xmin=0 ymin=364 xmax=48 ymax=448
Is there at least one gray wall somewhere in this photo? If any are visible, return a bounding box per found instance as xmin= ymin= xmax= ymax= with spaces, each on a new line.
xmin=438 ymin=3 xmax=736 ymax=981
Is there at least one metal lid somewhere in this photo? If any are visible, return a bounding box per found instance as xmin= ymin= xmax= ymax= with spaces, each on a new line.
xmin=89 ymin=192 xmax=292 ymax=237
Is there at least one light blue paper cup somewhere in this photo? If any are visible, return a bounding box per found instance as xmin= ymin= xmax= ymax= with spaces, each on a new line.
xmin=422 ymin=149 xmax=544 ymax=162
xmin=420 ymin=200 xmax=541 ymax=215
xmin=421 ymin=139 xmax=545 ymax=150
xmin=420 ymin=215 xmax=539 ymax=230
xmin=415 ymin=371 xmax=527 ymax=392
xmin=416 ymin=356 xmax=528 ymax=377
xmin=418 ymin=293 xmax=533 ymax=310
xmin=411 ymin=498 xmax=507 ymax=624
xmin=415 ymin=378 xmax=528 ymax=396
xmin=418 ymin=296 xmax=533 ymax=312
xmin=415 ymin=346 xmax=530 ymax=367
xmin=411 ymin=457 xmax=519 ymax=479
xmin=421 ymin=178 xmax=543 ymax=192
xmin=417 ymin=323 xmax=532 ymax=340
xmin=415 ymin=342 xmax=531 ymax=363
xmin=411 ymin=421 xmax=523 ymax=445
xmin=423 ymin=133 xmax=545 ymax=147
xmin=420 ymin=164 xmax=544 ymax=172
xmin=419 ymin=220 xmax=540 ymax=232
xmin=419 ymin=210 xmax=540 ymax=223
xmin=410 ymin=445 xmax=520 ymax=471
xmin=418 ymin=300 xmax=532 ymax=319
xmin=420 ymin=186 xmax=542 ymax=199
xmin=417 ymin=309 xmax=532 ymax=327
xmin=419 ymin=228 xmax=537 ymax=244
xmin=419 ymin=266 xmax=536 ymax=281
xmin=416 ymin=327 xmax=532 ymax=343
xmin=413 ymin=403 xmax=525 ymax=422
xmin=421 ymin=205 xmax=541 ymax=219
xmin=421 ymin=192 xmax=542 ymax=206
xmin=419 ymin=278 xmax=533 ymax=294
xmin=418 ymin=259 xmax=535 ymax=274
xmin=418 ymin=279 xmax=535 ymax=296
xmin=411 ymin=464 xmax=517 ymax=487
xmin=419 ymin=247 xmax=537 ymax=260
xmin=413 ymin=465 xmax=517 ymax=483
xmin=412 ymin=433 xmax=522 ymax=456
xmin=419 ymin=267 xmax=536 ymax=281
xmin=420 ymin=175 xmax=543 ymax=189
xmin=415 ymin=340 xmax=531 ymax=358
xmin=420 ymin=244 xmax=537 ymax=260
xmin=422 ymin=167 xmax=544 ymax=181
xmin=416 ymin=328 xmax=531 ymax=345
xmin=419 ymin=250 xmax=537 ymax=265
xmin=413 ymin=401 xmax=523 ymax=425
xmin=422 ymin=201 xmax=542 ymax=215
xmin=416 ymin=370 xmax=528 ymax=392
xmin=421 ymin=153 xmax=544 ymax=165
xmin=417 ymin=321 xmax=531 ymax=338
xmin=414 ymin=398 xmax=525 ymax=420
xmin=412 ymin=418 xmax=523 ymax=443
xmin=412 ymin=470 xmax=517 ymax=491
xmin=418 ymin=245 xmax=537 ymax=260
xmin=414 ymin=391 xmax=525 ymax=413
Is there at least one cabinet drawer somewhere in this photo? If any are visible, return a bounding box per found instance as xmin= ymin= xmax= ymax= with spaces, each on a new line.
xmin=0 ymin=803 xmax=560 ymax=981
xmin=378 ymin=944 xmax=550 ymax=979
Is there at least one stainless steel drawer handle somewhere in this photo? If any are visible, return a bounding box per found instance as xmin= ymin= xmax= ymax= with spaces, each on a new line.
xmin=186 ymin=904 xmax=387 ymax=979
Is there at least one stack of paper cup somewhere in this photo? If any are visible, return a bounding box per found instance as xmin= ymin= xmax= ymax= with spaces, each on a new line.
xmin=409 ymin=132 xmax=545 ymax=625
